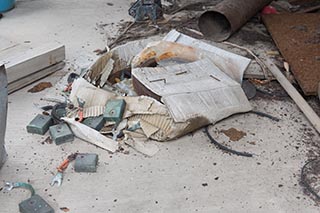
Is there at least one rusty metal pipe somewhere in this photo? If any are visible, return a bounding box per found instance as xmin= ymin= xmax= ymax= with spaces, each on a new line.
xmin=198 ymin=0 xmax=273 ymax=41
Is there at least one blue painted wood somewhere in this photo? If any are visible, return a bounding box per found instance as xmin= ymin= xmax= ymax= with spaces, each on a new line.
xmin=0 ymin=0 xmax=15 ymax=13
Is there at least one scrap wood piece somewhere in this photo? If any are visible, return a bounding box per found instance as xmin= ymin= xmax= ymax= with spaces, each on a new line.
xmin=108 ymin=22 xmax=136 ymax=49
xmin=0 ymin=39 xmax=65 ymax=93
xmin=262 ymin=57 xmax=320 ymax=134
xmin=263 ymin=13 xmax=320 ymax=95
xmin=62 ymin=117 xmax=118 ymax=153
xmin=27 ymin=82 xmax=53 ymax=93
xmin=102 ymin=12 xmax=200 ymax=50
xmin=8 ymin=62 xmax=65 ymax=94
xmin=0 ymin=36 xmax=29 ymax=58
xmin=297 ymin=4 xmax=320 ymax=13
xmin=1 ymin=43 xmax=65 ymax=84
xmin=223 ymin=41 xmax=271 ymax=80
xmin=292 ymin=0 xmax=320 ymax=13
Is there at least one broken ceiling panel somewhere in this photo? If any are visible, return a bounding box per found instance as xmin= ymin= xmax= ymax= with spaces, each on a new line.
xmin=163 ymin=30 xmax=251 ymax=83
xmin=132 ymin=58 xmax=252 ymax=124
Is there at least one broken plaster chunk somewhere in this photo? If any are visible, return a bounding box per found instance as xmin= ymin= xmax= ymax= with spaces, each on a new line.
xmin=49 ymin=123 xmax=74 ymax=145
xmin=74 ymin=153 xmax=98 ymax=173
xmin=27 ymin=114 xmax=53 ymax=135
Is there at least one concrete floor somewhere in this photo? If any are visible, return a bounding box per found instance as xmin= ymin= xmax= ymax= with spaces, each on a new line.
xmin=1 ymin=0 xmax=320 ymax=212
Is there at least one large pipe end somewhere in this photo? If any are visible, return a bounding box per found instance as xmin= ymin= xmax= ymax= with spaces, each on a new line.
xmin=198 ymin=11 xmax=231 ymax=42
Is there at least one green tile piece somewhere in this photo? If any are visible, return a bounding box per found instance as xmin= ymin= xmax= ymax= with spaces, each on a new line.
xmin=74 ymin=153 xmax=98 ymax=173
xmin=27 ymin=114 xmax=53 ymax=135
xmin=49 ymin=123 xmax=74 ymax=145
xmin=104 ymin=99 xmax=126 ymax=123
xmin=82 ymin=115 xmax=105 ymax=131
xmin=19 ymin=194 xmax=54 ymax=213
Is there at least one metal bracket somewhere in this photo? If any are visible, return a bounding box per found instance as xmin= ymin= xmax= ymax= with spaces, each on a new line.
xmin=4 ymin=182 xmax=35 ymax=197
xmin=129 ymin=0 xmax=163 ymax=22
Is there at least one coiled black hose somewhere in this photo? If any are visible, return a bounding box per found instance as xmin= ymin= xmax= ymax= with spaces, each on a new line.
xmin=250 ymin=110 xmax=280 ymax=122
xmin=204 ymin=127 xmax=254 ymax=158
xmin=204 ymin=110 xmax=280 ymax=157
xmin=301 ymin=159 xmax=320 ymax=201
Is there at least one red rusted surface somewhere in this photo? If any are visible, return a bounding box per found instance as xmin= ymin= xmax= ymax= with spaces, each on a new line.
xmin=263 ymin=13 xmax=320 ymax=95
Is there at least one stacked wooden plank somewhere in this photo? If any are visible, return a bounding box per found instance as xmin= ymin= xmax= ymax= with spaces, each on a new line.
xmin=0 ymin=37 xmax=65 ymax=93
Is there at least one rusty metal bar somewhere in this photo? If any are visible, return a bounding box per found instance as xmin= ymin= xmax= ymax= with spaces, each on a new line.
xmin=198 ymin=0 xmax=273 ymax=41
xmin=0 ymin=65 xmax=8 ymax=169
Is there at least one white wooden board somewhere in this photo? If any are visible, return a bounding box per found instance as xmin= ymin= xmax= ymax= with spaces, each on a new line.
xmin=2 ymin=43 xmax=65 ymax=83
xmin=0 ymin=36 xmax=65 ymax=93
xmin=8 ymin=62 xmax=65 ymax=94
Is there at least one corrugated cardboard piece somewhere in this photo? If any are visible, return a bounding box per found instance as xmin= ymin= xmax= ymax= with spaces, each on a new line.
xmin=86 ymin=38 xmax=156 ymax=87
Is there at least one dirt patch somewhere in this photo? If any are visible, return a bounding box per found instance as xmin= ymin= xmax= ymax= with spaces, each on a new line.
xmin=221 ymin=128 xmax=247 ymax=141
xmin=228 ymin=15 xmax=273 ymax=46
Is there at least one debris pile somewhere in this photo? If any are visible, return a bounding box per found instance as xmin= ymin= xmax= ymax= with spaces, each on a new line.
xmin=2 ymin=0 xmax=320 ymax=210
xmin=29 ymin=30 xmax=253 ymax=159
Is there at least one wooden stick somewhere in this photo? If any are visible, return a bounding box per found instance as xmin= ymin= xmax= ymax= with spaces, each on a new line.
xmin=297 ymin=5 xmax=320 ymax=13
xmin=109 ymin=22 xmax=135 ymax=49
xmin=262 ymin=57 xmax=320 ymax=134
xmin=223 ymin=41 xmax=270 ymax=80
xmin=97 ymin=22 xmax=136 ymax=55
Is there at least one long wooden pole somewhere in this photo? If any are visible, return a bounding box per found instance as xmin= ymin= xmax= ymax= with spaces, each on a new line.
xmin=262 ymin=57 xmax=320 ymax=134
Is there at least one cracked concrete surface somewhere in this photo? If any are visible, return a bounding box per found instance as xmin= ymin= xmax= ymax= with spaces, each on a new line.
xmin=0 ymin=0 xmax=320 ymax=212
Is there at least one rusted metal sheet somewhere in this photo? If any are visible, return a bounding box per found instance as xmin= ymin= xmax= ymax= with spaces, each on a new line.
xmin=198 ymin=0 xmax=273 ymax=41
xmin=263 ymin=13 xmax=320 ymax=95
xmin=0 ymin=65 xmax=8 ymax=169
